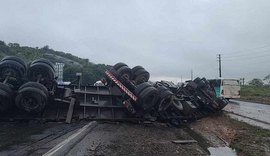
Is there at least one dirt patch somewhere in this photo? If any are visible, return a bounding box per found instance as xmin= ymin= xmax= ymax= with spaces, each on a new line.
xmin=191 ymin=114 xmax=237 ymax=145
xmin=80 ymin=123 xmax=208 ymax=156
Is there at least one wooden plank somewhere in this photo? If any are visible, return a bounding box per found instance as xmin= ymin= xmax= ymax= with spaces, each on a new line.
xmin=65 ymin=98 xmax=76 ymax=124
xmin=171 ymin=140 xmax=197 ymax=144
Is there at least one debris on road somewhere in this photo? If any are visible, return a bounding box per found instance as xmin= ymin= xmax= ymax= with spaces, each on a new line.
xmin=171 ymin=140 xmax=198 ymax=144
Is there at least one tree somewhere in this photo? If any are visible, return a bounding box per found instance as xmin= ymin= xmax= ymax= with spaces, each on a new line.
xmin=263 ymin=74 xmax=270 ymax=84
xmin=249 ymin=78 xmax=264 ymax=87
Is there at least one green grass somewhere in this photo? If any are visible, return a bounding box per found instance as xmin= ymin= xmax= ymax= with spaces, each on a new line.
xmin=240 ymin=86 xmax=270 ymax=97
xmin=229 ymin=116 xmax=270 ymax=156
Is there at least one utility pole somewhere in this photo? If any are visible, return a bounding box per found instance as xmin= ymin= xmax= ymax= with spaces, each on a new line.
xmin=218 ymin=54 xmax=222 ymax=78
xmin=191 ymin=69 xmax=193 ymax=81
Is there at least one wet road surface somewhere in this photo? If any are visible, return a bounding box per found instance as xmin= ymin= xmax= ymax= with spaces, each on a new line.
xmin=224 ymin=100 xmax=270 ymax=129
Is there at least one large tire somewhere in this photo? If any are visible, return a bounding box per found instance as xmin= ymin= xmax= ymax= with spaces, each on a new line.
xmin=172 ymin=98 xmax=183 ymax=111
xmin=27 ymin=62 xmax=55 ymax=81
xmin=134 ymin=82 xmax=152 ymax=95
xmin=15 ymin=87 xmax=47 ymax=113
xmin=113 ymin=62 xmax=127 ymax=70
xmin=0 ymin=60 xmax=25 ymax=78
xmin=158 ymin=90 xmax=173 ymax=111
xmin=2 ymin=56 xmax=27 ymax=72
xmin=117 ymin=66 xmax=132 ymax=80
xmin=32 ymin=58 xmax=55 ymax=72
xmin=131 ymin=66 xmax=144 ymax=75
xmin=19 ymin=82 xmax=49 ymax=97
xmin=0 ymin=82 xmax=13 ymax=95
xmin=133 ymin=68 xmax=150 ymax=84
xmin=137 ymin=86 xmax=158 ymax=111
xmin=0 ymin=89 xmax=12 ymax=112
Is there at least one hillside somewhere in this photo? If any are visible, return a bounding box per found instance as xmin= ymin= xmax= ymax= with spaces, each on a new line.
xmin=0 ymin=40 xmax=110 ymax=85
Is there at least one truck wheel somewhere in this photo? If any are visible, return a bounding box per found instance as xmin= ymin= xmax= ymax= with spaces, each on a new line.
xmin=27 ymin=62 xmax=55 ymax=81
xmin=172 ymin=99 xmax=183 ymax=111
xmin=0 ymin=82 xmax=13 ymax=95
xmin=131 ymin=66 xmax=144 ymax=75
xmin=113 ymin=62 xmax=127 ymax=70
xmin=32 ymin=58 xmax=55 ymax=72
xmin=137 ymin=87 xmax=158 ymax=111
xmin=134 ymin=82 xmax=152 ymax=95
xmin=2 ymin=56 xmax=27 ymax=73
xmin=15 ymin=87 xmax=47 ymax=113
xmin=20 ymin=82 xmax=49 ymax=97
xmin=0 ymin=60 xmax=25 ymax=78
xmin=158 ymin=90 xmax=173 ymax=111
xmin=133 ymin=69 xmax=150 ymax=84
xmin=117 ymin=66 xmax=132 ymax=80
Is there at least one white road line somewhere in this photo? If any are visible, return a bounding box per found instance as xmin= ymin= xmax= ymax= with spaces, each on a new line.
xmin=43 ymin=121 xmax=97 ymax=156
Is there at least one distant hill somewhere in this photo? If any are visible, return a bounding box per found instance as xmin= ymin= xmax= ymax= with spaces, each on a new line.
xmin=0 ymin=40 xmax=110 ymax=85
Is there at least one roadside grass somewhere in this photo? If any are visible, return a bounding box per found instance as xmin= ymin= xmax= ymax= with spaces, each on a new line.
xmin=240 ymin=86 xmax=270 ymax=104
xmin=228 ymin=116 xmax=270 ymax=156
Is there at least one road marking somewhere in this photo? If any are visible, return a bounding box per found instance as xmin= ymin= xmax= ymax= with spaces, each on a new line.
xmin=43 ymin=121 xmax=97 ymax=156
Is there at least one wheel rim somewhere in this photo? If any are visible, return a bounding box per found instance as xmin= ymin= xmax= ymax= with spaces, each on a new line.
xmin=21 ymin=95 xmax=39 ymax=112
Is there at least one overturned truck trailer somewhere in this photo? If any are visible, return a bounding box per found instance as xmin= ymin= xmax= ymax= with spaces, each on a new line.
xmin=0 ymin=56 xmax=228 ymax=126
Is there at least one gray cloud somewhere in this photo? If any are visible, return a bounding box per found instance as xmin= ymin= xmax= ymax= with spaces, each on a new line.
xmin=1 ymin=0 xmax=270 ymax=82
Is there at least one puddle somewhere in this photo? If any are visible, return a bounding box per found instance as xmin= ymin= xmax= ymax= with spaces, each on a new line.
xmin=184 ymin=127 xmax=238 ymax=156
xmin=208 ymin=146 xmax=237 ymax=156
xmin=183 ymin=127 xmax=211 ymax=155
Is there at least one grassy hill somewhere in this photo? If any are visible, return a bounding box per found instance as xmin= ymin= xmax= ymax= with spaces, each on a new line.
xmin=0 ymin=40 xmax=110 ymax=85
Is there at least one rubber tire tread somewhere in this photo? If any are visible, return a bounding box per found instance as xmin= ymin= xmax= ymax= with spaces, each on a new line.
xmin=2 ymin=56 xmax=27 ymax=72
xmin=117 ymin=66 xmax=132 ymax=79
xmin=20 ymin=82 xmax=48 ymax=97
xmin=113 ymin=63 xmax=127 ymax=70
xmin=0 ymin=82 xmax=13 ymax=95
xmin=138 ymin=86 xmax=158 ymax=111
xmin=0 ymin=60 xmax=25 ymax=77
xmin=32 ymin=58 xmax=55 ymax=71
xmin=134 ymin=82 xmax=152 ymax=96
xmin=16 ymin=87 xmax=47 ymax=113
xmin=28 ymin=62 xmax=54 ymax=81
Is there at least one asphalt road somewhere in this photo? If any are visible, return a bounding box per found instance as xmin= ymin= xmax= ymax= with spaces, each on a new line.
xmin=224 ymin=100 xmax=270 ymax=130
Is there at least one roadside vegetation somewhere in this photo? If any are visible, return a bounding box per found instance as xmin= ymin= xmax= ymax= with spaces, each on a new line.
xmin=240 ymin=85 xmax=270 ymax=104
xmin=229 ymin=116 xmax=270 ymax=156
xmin=192 ymin=114 xmax=270 ymax=156
xmin=0 ymin=40 xmax=110 ymax=85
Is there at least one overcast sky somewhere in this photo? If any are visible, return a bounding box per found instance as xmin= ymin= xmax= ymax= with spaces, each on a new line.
xmin=1 ymin=0 xmax=270 ymax=83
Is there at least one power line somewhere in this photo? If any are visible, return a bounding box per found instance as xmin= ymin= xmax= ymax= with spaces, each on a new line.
xmin=223 ymin=53 xmax=270 ymax=61
xmin=222 ymin=49 xmax=270 ymax=58
xmin=222 ymin=44 xmax=270 ymax=56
